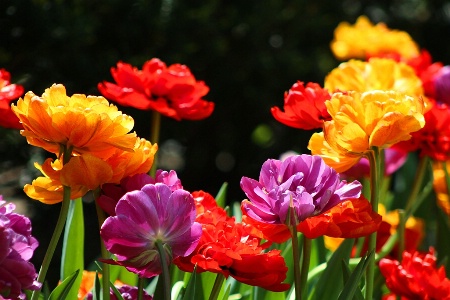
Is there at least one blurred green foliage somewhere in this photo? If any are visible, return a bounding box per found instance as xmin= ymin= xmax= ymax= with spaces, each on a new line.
xmin=1 ymin=0 xmax=450 ymax=286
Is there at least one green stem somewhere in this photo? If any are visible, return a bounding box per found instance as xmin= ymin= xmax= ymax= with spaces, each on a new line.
xmin=290 ymin=224 xmax=302 ymax=300
xmin=94 ymin=189 xmax=110 ymax=300
xmin=365 ymin=147 xmax=381 ymax=300
xmin=397 ymin=210 xmax=406 ymax=262
xmin=138 ymin=276 xmax=145 ymax=300
xmin=354 ymin=237 xmax=365 ymax=258
xmin=209 ymin=273 xmax=226 ymax=300
xmin=149 ymin=110 xmax=161 ymax=177
xmin=300 ymin=237 xmax=312 ymax=300
xmin=31 ymin=186 xmax=71 ymax=300
xmin=404 ymin=156 xmax=429 ymax=214
xmin=155 ymin=240 xmax=171 ymax=300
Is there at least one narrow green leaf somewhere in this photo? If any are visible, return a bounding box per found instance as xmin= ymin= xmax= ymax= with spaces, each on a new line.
xmin=60 ymin=198 xmax=84 ymax=300
xmin=92 ymin=272 xmax=101 ymax=300
xmin=152 ymin=274 xmax=165 ymax=300
xmin=215 ymin=182 xmax=228 ymax=208
xmin=232 ymin=202 xmax=242 ymax=223
xmin=226 ymin=277 xmax=241 ymax=296
xmin=220 ymin=284 xmax=231 ymax=300
xmin=48 ymin=269 xmax=80 ymax=300
xmin=200 ymin=270 xmax=218 ymax=297
xmin=145 ymin=275 xmax=159 ymax=296
xmin=110 ymin=283 xmax=125 ymax=300
xmin=338 ymin=251 xmax=373 ymax=300
xmin=309 ymin=237 xmax=327 ymax=269
xmin=309 ymin=238 xmax=354 ymax=300
xmin=42 ymin=282 xmax=50 ymax=299
xmin=182 ymin=266 xmax=200 ymax=300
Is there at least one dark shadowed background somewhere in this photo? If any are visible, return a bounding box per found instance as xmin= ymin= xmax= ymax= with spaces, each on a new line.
xmin=1 ymin=0 xmax=450 ymax=287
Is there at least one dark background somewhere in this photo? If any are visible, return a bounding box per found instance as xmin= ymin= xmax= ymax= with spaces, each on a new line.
xmin=1 ymin=0 xmax=450 ymax=287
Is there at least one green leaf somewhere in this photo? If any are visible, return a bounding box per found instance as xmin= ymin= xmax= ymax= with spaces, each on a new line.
xmin=232 ymin=202 xmax=242 ymax=223
xmin=152 ymin=274 xmax=165 ymax=300
xmin=215 ymin=182 xmax=228 ymax=208
xmin=220 ymin=284 xmax=231 ymax=300
xmin=146 ymin=275 xmax=159 ymax=296
xmin=182 ymin=266 xmax=200 ymax=300
xmin=309 ymin=238 xmax=354 ymax=300
xmin=308 ymin=237 xmax=327 ymax=270
xmin=110 ymin=283 xmax=125 ymax=300
xmin=338 ymin=251 xmax=373 ymax=300
xmin=201 ymin=270 xmax=218 ymax=297
xmin=48 ymin=269 xmax=80 ymax=300
xmin=91 ymin=272 xmax=101 ymax=300
xmin=60 ymin=198 xmax=84 ymax=300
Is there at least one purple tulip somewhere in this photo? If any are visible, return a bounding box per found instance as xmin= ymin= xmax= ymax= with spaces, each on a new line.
xmin=435 ymin=65 xmax=450 ymax=105
xmin=0 ymin=197 xmax=40 ymax=299
xmin=240 ymin=154 xmax=362 ymax=224
xmin=100 ymin=183 xmax=202 ymax=278
xmin=98 ymin=170 xmax=183 ymax=215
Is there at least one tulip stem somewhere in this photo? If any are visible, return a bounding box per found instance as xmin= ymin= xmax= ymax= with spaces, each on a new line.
xmin=405 ymin=155 xmax=429 ymax=214
xmin=156 ymin=240 xmax=171 ymax=300
xmin=397 ymin=210 xmax=406 ymax=262
xmin=209 ymin=273 xmax=225 ymax=300
xmin=149 ymin=111 xmax=161 ymax=177
xmin=287 ymin=197 xmax=303 ymax=300
xmin=290 ymin=223 xmax=302 ymax=300
xmin=31 ymin=185 xmax=71 ymax=300
xmin=365 ymin=147 xmax=381 ymax=300
xmin=300 ymin=237 xmax=312 ymax=300
xmin=94 ymin=189 xmax=110 ymax=300
xmin=138 ymin=276 xmax=145 ymax=300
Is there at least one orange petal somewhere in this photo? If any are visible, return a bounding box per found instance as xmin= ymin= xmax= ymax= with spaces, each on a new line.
xmin=61 ymin=155 xmax=113 ymax=190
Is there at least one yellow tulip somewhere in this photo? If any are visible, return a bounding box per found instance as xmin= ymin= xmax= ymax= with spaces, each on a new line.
xmin=330 ymin=15 xmax=419 ymax=60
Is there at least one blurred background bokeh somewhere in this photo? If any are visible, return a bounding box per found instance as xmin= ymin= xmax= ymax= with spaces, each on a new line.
xmin=1 ymin=0 xmax=450 ymax=287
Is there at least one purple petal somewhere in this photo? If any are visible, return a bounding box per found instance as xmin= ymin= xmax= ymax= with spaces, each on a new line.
xmin=335 ymin=180 xmax=362 ymax=201
xmin=240 ymin=154 xmax=363 ymax=226
xmin=435 ymin=65 xmax=450 ymax=105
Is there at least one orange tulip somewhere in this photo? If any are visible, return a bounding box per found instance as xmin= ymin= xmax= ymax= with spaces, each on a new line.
xmin=106 ymin=138 xmax=158 ymax=183
xmin=309 ymin=90 xmax=425 ymax=172
xmin=24 ymin=137 xmax=157 ymax=204
xmin=24 ymin=158 xmax=89 ymax=204
xmin=12 ymin=84 xmax=137 ymax=158
xmin=324 ymin=204 xmax=424 ymax=257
